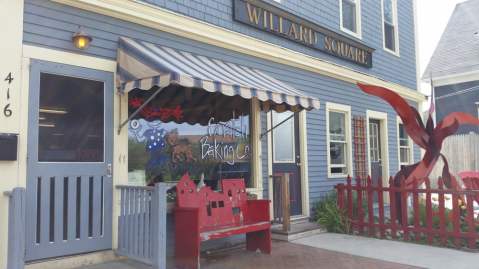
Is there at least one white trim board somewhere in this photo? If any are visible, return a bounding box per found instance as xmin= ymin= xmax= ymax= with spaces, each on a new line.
xmin=427 ymin=70 xmax=479 ymax=87
xmin=52 ymin=0 xmax=425 ymax=102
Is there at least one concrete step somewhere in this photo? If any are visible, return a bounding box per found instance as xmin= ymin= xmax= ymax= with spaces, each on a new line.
xmin=271 ymin=221 xmax=325 ymax=242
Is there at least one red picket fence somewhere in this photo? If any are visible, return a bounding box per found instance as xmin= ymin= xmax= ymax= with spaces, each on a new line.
xmin=335 ymin=176 xmax=479 ymax=249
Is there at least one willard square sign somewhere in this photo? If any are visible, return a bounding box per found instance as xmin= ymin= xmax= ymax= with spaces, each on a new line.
xmin=233 ymin=0 xmax=374 ymax=68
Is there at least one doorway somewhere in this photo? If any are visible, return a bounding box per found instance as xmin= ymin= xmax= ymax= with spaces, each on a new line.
xmin=270 ymin=111 xmax=302 ymax=217
xmin=367 ymin=111 xmax=389 ymax=192
xmin=25 ymin=60 xmax=114 ymax=261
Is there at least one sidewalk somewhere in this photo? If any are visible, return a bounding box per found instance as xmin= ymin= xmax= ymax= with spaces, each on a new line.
xmin=78 ymin=240 xmax=419 ymax=269
xmin=293 ymin=233 xmax=478 ymax=269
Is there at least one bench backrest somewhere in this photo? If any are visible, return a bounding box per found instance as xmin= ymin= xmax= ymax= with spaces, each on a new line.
xmin=176 ymin=173 xmax=248 ymax=232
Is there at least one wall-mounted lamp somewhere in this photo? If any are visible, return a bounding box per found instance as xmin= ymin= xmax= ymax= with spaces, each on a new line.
xmin=72 ymin=27 xmax=92 ymax=50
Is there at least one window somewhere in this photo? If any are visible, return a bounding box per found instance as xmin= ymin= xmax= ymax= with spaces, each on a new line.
xmin=382 ymin=0 xmax=399 ymax=54
xmin=127 ymin=87 xmax=251 ymax=188
xmin=397 ymin=118 xmax=413 ymax=168
xmin=327 ymin=103 xmax=352 ymax=177
xmin=340 ymin=0 xmax=362 ymax=38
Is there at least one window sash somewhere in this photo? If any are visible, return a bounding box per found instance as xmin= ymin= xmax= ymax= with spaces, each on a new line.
xmin=342 ymin=0 xmax=358 ymax=33
xmin=328 ymin=106 xmax=350 ymax=176
xmin=399 ymin=146 xmax=411 ymax=164
xmin=383 ymin=0 xmax=397 ymax=52
xmin=398 ymin=123 xmax=412 ymax=165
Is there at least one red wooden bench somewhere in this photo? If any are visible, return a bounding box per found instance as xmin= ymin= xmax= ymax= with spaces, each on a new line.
xmin=174 ymin=173 xmax=271 ymax=269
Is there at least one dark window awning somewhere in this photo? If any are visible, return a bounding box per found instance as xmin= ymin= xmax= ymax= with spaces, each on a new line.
xmin=117 ymin=37 xmax=320 ymax=112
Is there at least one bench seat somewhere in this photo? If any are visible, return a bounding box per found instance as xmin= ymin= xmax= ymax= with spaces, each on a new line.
xmin=200 ymin=221 xmax=271 ymax=241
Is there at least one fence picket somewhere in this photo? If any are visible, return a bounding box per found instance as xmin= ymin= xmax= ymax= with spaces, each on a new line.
xmin=356 ymin=177 xmax=364 ymax=235
xmin=438 ymin=178 xmax=447 ymax=246
xmin=425 ymin=178 xmax=433 ymax=245
xmin=452 ymin=190 xmax=461 ymax=248
xmin=347 ymin=176 xmax=353 ymax=223
xmin=465 ymin=192 xmax=476 ymax=249
xmin=336 ymin=174 xmax=479 ymax=250
xmin=388 ymin=177 xmax=397 ymax=239
xmin=377 ymin=177 xmax=385 ymax=238
xmin=400 ymin=179 xmax=409 ymax=241
xmin=367 ymin=176 xmax=374 ymax=237
xmin=412 ymin=178 xmax=420 ymax=242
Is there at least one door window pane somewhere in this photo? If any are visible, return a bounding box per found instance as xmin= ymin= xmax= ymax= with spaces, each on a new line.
xmin=272 ymin=111 xmax=295 ymax=162
xmin=369 ymin=122 xmax=380 ymax=162
xmin=38 ymin=73 xmax=104 ymax=162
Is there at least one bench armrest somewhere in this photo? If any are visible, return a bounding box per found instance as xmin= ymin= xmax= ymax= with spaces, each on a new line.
xmin=246 ymin=199 xmax=270 ymax=223
xmin=175 ymin=207 xmax=200 ymax=234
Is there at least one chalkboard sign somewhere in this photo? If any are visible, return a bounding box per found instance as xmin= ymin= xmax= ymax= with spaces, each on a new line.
xmin=0 ymin=133 xmax=18 ymax=161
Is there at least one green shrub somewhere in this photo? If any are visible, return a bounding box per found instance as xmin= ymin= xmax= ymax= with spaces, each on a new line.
xmin=313 ymin=192 xmax=351 ymax=233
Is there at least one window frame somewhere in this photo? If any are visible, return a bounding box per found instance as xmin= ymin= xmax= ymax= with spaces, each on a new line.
xmin=339 ymin=0 xmax=362 ymax=39
xmin=381 ymin=0 xmax=400 ymax=56
xmin=326 ymin=102 xmax=353 ymax=178
xmin=396 ymin=117 xmax=414 ymax=169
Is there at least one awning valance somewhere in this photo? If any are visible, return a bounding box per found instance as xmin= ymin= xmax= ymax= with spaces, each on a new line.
xmin=117 ymin=37 xmax=320 ymax=112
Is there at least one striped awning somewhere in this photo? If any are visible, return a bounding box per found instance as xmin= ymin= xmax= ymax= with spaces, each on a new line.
xmin=117 ymin=37 xmax=320 ymax=112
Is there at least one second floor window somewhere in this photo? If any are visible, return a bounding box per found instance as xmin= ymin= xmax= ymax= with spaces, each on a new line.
xmin=340 ymin=0 xmax=361 ymax=38
xmin=383 ymin=0 xmax=399 ymax=54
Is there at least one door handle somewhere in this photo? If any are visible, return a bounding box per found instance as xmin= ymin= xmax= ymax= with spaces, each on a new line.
xmin=107 ymin=163 xmax=112 ymax=177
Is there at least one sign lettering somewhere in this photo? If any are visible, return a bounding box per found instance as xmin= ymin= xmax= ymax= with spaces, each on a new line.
xmin=2 ymin=72 xmax=13 ymax=118
xmin=234 ymin=0 xmax=374 ymax=67
xmin=201 ymin=116 xmax=250 ymax=165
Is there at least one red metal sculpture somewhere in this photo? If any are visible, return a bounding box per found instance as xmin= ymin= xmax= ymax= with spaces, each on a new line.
xmin=357 ymin=83 xmax=479 ymax=193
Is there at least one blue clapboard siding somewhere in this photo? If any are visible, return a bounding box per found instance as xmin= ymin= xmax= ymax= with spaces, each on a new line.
xmin=23 ymin=0 xmax=419 ymax=208
xmin=141 ymin=0 xmax=418 ymax=90
xmin=435 ymin=81 xmax=479 ymax=134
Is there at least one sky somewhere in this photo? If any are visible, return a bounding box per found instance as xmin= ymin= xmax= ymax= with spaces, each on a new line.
xmin=416 ymin=0 xmax=467 ymax=95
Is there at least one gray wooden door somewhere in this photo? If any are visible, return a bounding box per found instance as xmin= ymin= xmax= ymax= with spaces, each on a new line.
xmin=25 ymin=60 xmax=113 ymax=261
xmin=271 ymin=111 xmax=302 ymax=217
xmin=369 ymin=119 xmax=382 ymax=202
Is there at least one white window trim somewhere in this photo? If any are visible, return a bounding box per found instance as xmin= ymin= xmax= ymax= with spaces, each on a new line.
xmin=339 ymin=0 xmax=362 ymax=39
xmin=381 ymin=0 xmax=400 ymax=56
xmin=396 ymin=116 xmax=414 ymax=169
xmin=326 ymin=102 xmax=353 ymax=178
